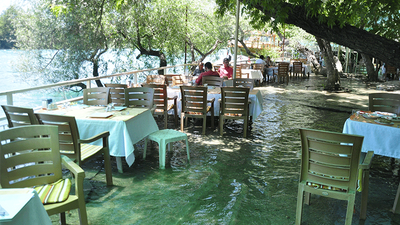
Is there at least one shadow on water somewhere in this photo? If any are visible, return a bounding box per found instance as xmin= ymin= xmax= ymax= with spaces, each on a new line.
xmin=53 ymin=75 xmax=400 ymax=225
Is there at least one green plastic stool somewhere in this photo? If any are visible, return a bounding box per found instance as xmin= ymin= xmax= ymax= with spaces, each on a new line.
xmin=143 ymin=129 xmax=190 ymax=169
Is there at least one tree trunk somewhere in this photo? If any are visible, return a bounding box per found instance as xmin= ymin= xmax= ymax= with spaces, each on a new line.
xmin=294 ymin=41 xmax=321 ymax=74
xmin=316 ymin=37 xmax=340 ymax=90
xmin=361 ymin=53 xmax=380 ymax=81
xmin=92 ymin=59 xmax=103 ymax=87
xmin=251 ymin=1 xmax=400 ymax=68
xmin=159 ymin=52 xmax=167 ymax=75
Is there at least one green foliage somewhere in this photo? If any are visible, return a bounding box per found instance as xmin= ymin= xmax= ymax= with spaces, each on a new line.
xmin=0 ymin=6 xmax=19 ymax=49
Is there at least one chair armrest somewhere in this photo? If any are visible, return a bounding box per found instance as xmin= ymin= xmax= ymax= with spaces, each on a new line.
xmin=78 ymin=131 xmax=110 ymax=144
xmin=168 ymin=95 xmax=178 ymax=100
xmin=208 ymin=98 xmax=215 ymax=103
xmin=359 ymin=151 xmax=374 ymax=170
xmin=61 ymin=155 xmax=85 ymax=197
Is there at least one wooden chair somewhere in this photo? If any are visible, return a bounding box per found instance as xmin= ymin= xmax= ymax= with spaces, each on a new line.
xmin=164 ymin=74 xmax=181 ymax=86
xmin=36 ymin=114 xmax=113 ymax=186
xmin=1 ymin=105 xmax=40 ymax=128
xmin=385 ymin=65 xmax=399 ymax=80
xmin=252 ymin=63 xmax=264 ymax=73
xmin=214 ymin=65 xmax=221 ymax=73
xmin=240 ymin=64 xmax=251 ymax=69
xmin=296 ymin=128 xmax=372 ymax=225
xmin=180 ymin=86 xmax=215 ymax=135
xmin=276 ymin=62 xmax=289 ymax=84
xmin=292 ymin=61 xmax=305 ymax=78
xmin=0 ymin=125 xmax=88 ymax=225
xmin=172 ymin=75 xmax=185 ymax=86
xmin=124 ymin=87 xmax=155 ymax=112
xmin=202 ymin=76 xmax=223 ymax=87
xmin=143 ymin=84 xmax=178 ymax=129
xmin=104 ymin=83 xmax=127 ymax=106
xmin=368 ymin=93 xmax=400 ymax=115
xmin=219 ymin=87 xmax=250 ymax=137
xmin=233 ymin=78 xmax=255 ymax=89
xmin=83 ymin=87 xmax=110 ymax=106
xmin=235 ymin=65 xmax=242 ymax=78
xmin=146 ymin=75 xmax=166 ymax=85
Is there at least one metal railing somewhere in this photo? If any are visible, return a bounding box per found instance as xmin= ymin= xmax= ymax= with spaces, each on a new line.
xmin=0 ymin=63 xmax=195 ymax=125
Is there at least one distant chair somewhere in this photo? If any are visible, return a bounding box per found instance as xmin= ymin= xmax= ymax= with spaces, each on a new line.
xmin=275 ymin=62 xmax=289 ymax=84
xmin=0 ymin=125 xmax=88 ymax=225
xmin=233 ymin=78 xmax=255 ymax=89
xmin=143 ymin=84 xmax=178 ymax=129
xmin=146 ymin=75 xmax=166 ymax=85
xmin=240 ymin=64 xmax=251 ymax=69
xmin=172 ymin=75 xmax=185 ymax=86
xmin=214 ymin=65 xmax=221 ymax=73
xmin=385 ymin=64 xmax=399 ymax=80
xmin=104 ymin=83 xmax=127 ymax=106
xmin=1 ymin=105 xmax=40 ymax=128
xmin=202 ymin=76 xmax=223 ymax=87
xmin=219 ymin=87 xmax=250 ymax=137
xmin=124 ymin=87 xmax=155 ymax=112
xmin=292 ymin=61 xmax=305 ymax=78
xmin=368 ymin=93 xmax=400 ymax=115
xmin=83 ymin=87 xmax=110 ymax=106
xmin=36 ymin=113 xmax=113 ymax=186
xmin=164 ymin=74 xmax=181 ymax=86
xmin=252 ymin=63 xmax=264 ymax=72
xmin=296 ymin=128 xmax=370 ymax=225
xmin=235 ymin=65 xmax=242 ymax=78
xmin=180 ymin=86 xmax=214 ymax=135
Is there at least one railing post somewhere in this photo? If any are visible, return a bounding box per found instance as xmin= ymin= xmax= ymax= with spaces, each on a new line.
xmin=6 ymin=93 xmax=13 ymax=105
xmin=86 ymin=80 xmax=91 ymax=89
xmin=134 ymin=73 xmax=138 ymax=85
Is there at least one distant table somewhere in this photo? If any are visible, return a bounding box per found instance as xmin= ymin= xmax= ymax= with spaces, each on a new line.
xmin=241 ymin=69 xmax=263 ymax=81
xmin=0 ymin=188 xmax=51 ymax=225
xmin=37 ymin=106 xmax=159 ymax=173
xmin=168 ymin=87 xmax=263 ymax=120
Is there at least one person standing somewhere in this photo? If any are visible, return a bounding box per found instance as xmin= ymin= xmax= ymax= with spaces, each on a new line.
xmin=195 ymin=62 xmax=220 ymax=85
xmin=218 ymin=58 xmax=233 ymax=79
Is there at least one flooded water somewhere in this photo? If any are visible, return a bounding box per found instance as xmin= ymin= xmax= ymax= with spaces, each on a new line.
xmin=52 ymin=75 xmax=400 ymax=225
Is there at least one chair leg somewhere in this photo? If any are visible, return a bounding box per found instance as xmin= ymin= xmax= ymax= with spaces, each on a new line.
xmin=202 ymin=116 xmax=206 ymax=135
xmin=143 ymin=137 xmax=149 ymax=159
xmin=219 ymin=115 xmax=224 ymax=136
xmin=243 ymin=117 xmax=248 ymax=138
xmin=185 ymin=138 xmax=190 ymax=162
xmin=164 ymin=111 xmax=168 ymax=129
xmin=345 ymin=197 xmax=355 ymax=225
xmin=60 ymin=212 xmax=66 ymax=225
xmin=103 ymin=147 xmax=113 ymax=186
xmin=174 ymin=105 xmax=178 ymax=127
xmin=78 ymin=204 xmax=88 ymax=225
xmin=180 ymin=113 xmax=185 ymax=132
xmin=360 ymin=168 xmax=369 ymax=220
xmin=159 ymin=140 xmax=166 ymax=169
xmin=295 ymin=186 xmax=305 ymax=225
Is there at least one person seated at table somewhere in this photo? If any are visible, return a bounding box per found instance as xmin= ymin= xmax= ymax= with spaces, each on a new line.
xmin=218 ymin=58 xmax=233 ymax=79
xmin=195 ymin=62 xmax=220 ymax=85
xmin=265 ymin=56 xmax=276 ymax=82
xmin=256 ymin=55 xmax=267 ymax=66
xmin=193 ymin=62 xmax=205 ymax=77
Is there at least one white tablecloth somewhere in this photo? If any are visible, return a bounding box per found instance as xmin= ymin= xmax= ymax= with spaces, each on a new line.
xmin=241 ymin=69 xmax=263 ymax=80
xmin=342 ymin=118 xmax=400 ymax=158
xmin=38 ymin=106 xmax=159 ymax=167
xmin=0 ymin=189 xmax=51 ymax=225
xmin=168 ymin=87 xmax=264 ymax=120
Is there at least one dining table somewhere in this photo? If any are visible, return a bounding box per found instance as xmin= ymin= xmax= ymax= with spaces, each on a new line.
xmin=167 ymin=86 xmax=264 ymax=120
xmin=37 ymin=105 xmax=159 ymax=173
xmin=0 ymin=188 xmax=51 ymax=225
xmin=241 ymin=69 xmax=263 ymax=81
xmin=342 ymin=111 xmax=400 ymax=213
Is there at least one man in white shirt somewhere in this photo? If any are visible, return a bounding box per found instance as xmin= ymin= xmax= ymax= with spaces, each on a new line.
xmin=255 ymin=55 xmax=267 ymax=65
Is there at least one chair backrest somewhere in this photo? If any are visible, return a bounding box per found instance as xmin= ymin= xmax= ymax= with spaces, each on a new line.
xmin=202 ymin=76 xmax=223 ymax=87
xmin=83 ymin=87 xmax=110 ymax=106
xmin=172 ymin=75 xmax=185 ymax=86
xmin=241 ymin=64 xmax=251 ymax=69
xmin=36 ymin=114 xmax=82 ymax=164
xmin=277 ymin=62 xmax=290 ymax=74
xmin=143 ymin=84 xmax=168 ymax=112
xmin=235 ymin=65 xmax=242 ymax=78
xmin=293 ymin=61 xmax=303 ymax=73
xmin=146 ymin=75 xmax=166 ymax=85
xmin=253 ymin=63 xmax=264 ymax=72
xmin=1 ymin=105 xmax=40 ymax=128
xmin=233 ymin=78 xmax=255 ymax=89
xmin=124 ymin=87 xmax=154 ymax=108
xmin=298 ymin=128 xmax=363 ymax=193
xmin=368 ymin=93 xmax=400 ymax=114
xmin=386 ymin=65 xmax=398 ymax=74
xmin=220 ymin=87 xmax=250 ymax=117
xmin=0 ymin=125 xmax=62 ymax=188
xmin=180 ymin=86 xmax=208 ymax=115
xmin=104 ymin=83 xmax=127 ymax=106
xmin=164 ymin=74 xmax=181 ymax=86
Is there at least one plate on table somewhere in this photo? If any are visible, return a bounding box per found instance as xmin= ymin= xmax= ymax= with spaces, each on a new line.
xmin=362 ymin=113 xmax=380 ymax=119
xmin=376 ymin=111 xmax=397 ymax=117
xmin=375 ymin=117 xmax=394 ymax=125
xmin=113 ymin=106 xmax=127 ymax=111
xmin=88 ymin=112 xmax=114 ymax=118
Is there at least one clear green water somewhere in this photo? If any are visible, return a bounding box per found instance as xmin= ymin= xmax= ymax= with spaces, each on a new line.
xmin=53 ymin=76 xmax=400 ymax=225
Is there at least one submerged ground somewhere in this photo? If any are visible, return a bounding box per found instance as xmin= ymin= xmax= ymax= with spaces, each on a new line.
xmin=54 ymin=74 xmax=400 ymax=224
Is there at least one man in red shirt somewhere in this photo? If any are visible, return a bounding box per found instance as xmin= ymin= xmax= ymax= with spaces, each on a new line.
xmin=195 ymin=62 xmax=220 ymax=85
xmin=218 ymin=58 xmax=233 ymax=79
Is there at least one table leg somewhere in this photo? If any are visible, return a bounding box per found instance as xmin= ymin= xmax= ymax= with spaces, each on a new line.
xmin=393 ymin=182 xmax=400 ymax=213
xmin=116 ymin=157 xmax=123 ymax=173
